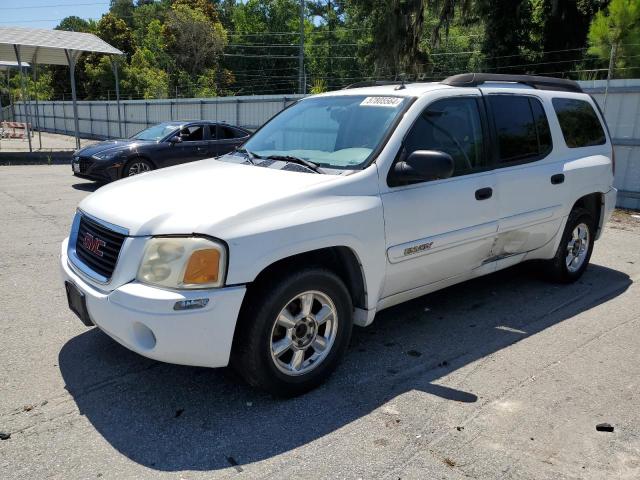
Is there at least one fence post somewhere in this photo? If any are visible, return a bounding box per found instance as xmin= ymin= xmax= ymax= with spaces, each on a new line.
xmin=604 ymin=43 xmax=617 ymax=114
xmin=236 ymin=98 xmax=240 ymax=127
xmin=122 ymin=102 xmax=127 ymax=137
xmin=105 ymin=101 xmax=110 ymax=139
xmin=89 ymin=101 xmax=93 ymax=138
xmin=145 ymin=100 xmax=149 ymax=127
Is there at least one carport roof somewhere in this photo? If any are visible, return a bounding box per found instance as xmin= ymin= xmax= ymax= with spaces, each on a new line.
xmin=0 ymin=26 xmax=123 ymax=66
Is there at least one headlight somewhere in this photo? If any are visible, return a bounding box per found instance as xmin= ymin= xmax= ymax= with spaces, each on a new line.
xmin=92 ymin=149 xmax=123 ymax=160
xmin=136 ymin=237 xmax=226 ymax=289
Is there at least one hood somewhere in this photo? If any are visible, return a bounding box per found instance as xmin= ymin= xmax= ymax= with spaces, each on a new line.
xmin=78 ymin=158 xmax=338 ymax=236
xmin=76 ymin=139 xmax=152 ymax=157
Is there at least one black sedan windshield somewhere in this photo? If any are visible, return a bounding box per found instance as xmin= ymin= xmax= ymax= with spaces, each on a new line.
xmin=132 ymin=124 xmax=178 ymax=141
xmin=242 ymin=95 xmax=408 ymax=169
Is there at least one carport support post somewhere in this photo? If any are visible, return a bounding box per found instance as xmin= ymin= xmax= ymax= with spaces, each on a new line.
xmin=65 ymin=49 xmax=81 ymax=151
xmin=32 ymin=59 xmax=42 ymax=150
xmin=111 ymin=57 xmax=123 ymax=138
xmin=13 ymin=45 xmax=32 ymax=153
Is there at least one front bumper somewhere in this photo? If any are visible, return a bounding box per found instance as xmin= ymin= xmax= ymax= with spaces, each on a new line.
xmin=60 ymin=238 xmax=246 ymax=368
xmin=72 ymin=156 xmax=121 ymax=183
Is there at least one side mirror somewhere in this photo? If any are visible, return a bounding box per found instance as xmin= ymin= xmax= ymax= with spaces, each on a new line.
xmin=392 ymin=150 xmax=454 ymax=183
xmin=169 ymin=135 xmax=182 ymax=144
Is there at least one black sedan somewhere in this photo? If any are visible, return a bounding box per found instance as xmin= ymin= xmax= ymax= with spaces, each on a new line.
xmin=72 ymin=121 xmax=251 ymax=182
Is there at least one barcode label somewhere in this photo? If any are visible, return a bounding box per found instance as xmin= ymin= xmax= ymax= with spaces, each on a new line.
xmin=360 ymin=96 xmax=403 ymax=107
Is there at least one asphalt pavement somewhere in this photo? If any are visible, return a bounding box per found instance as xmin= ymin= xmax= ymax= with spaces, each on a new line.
xmin=1 ymin=165 xmax=639 ymax=479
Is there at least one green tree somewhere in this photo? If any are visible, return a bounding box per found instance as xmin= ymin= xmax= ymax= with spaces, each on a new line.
xmin=347 ymin=0 xmax=429 ymax=77
xmin=588 ymin=0 xmax=640 ymax=78
xmin=122 ymin=50 xmax=170 ymax=98
xmin=164 ymin=3 xmax=227 ymax=77
xmin=226 ymin=0 xmax=303 ymax=94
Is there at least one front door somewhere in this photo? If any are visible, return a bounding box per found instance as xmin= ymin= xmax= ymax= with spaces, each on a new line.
xmin=167 ymin=124 xmax=209 ymax=166
xmin=380 ymin=92 xmax=498 ymax=299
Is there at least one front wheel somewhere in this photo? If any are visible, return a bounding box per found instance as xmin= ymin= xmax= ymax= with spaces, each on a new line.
xmin=544 ymin=208 xmax=595 ymax=283
xmin=122 ymin=158 xmax=153 ymax=178
xmin=231 ymin=268 xmax=353 ymax=397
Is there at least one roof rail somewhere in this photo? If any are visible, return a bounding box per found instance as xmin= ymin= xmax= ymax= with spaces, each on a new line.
xmin=441 ymin=73 xmax=582 ymax=93
xmin=343 ymin=80 xmax=408 ymax=90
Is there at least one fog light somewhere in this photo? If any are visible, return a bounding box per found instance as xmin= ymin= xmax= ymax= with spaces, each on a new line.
xmin=173 ymin=298 xmax=210 ymax=311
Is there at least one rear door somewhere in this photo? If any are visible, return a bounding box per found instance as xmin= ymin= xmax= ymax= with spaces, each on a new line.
xmin=380 ymin=90 xmax=498 ymax=299
xmin=216 ymin=125 xmax=248 ymax=156
xmin=482 ymin=91 xmax=566 ymax=264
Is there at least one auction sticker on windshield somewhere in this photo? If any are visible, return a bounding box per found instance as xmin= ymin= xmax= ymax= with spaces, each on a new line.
xmin=360 ymin=96 xmax=403 ymax=107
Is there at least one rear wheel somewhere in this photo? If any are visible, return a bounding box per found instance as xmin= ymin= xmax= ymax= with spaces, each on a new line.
xmin=123 ymin=158 xmax=153 ymax=178
xmin=544 ymin=208 xmax=595 ymax=283
xmin=231 ymin=268 xmax=353 ymax=397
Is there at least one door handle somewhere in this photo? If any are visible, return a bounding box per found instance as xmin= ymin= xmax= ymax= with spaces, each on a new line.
xmin=551 ymin=173 xmax=565 ymax=185
xmin=475 ymin=187 xmax=493 ymax=201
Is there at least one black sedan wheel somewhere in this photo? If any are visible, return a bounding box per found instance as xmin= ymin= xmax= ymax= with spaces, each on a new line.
xmin=123 ymin=159 xmax=153 ymax=177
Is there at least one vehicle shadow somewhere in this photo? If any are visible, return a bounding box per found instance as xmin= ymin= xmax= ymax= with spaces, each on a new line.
xmin=71 ymin=181 xmax=103 ymax=192
xmin=58 ymin=263 xmax=631 ymax=471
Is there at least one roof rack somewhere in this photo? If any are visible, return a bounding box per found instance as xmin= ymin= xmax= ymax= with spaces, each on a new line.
xmin=441 ymin=73 xmax=582 ymax=93
xmin=343 ymin=80 xmax=409 ymax=90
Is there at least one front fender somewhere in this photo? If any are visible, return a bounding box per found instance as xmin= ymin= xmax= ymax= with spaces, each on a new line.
xmin=224 ymin=195 xmax=387 ymax=311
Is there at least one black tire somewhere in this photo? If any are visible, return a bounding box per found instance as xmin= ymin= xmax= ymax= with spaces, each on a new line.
xmin=544 ymin=207 xmax=595 ymax=283
xmin=122 ymin=158 xmax=154 ymax=178
xmin=231 ymin=268 xmax=353 ymax=397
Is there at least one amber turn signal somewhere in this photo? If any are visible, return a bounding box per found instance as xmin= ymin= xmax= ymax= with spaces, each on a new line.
xmin=183 ymin=249 xmax=220 ymax=285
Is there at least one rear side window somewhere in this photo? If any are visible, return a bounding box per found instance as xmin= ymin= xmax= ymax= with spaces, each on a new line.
xmin=552 ymin=98 xmax=606 ymax=148
xmin=218 ymin=126 xmax=240 ymax=139
xmin=488 ymin=95 xmax=552 ymax=164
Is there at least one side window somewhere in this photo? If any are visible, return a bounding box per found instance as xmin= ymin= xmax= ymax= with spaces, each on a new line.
xmin=179 ymin=125 xmax=204 ymax=141
xmin=552 ymin=98 xmax=606 ymax=148
xmin=402 ymin=97 xmax=487 ymax=177
xmin=217 ymin=126 xmax=241 ymax=139
xmin=488 ymin=95 xmax=552 ymax=164
xmin=232 ymin=128 xmax=249 ymax=138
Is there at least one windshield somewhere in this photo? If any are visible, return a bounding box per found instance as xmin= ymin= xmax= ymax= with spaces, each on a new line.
xmin=132 ymin=124 xmax=178 ymax=141
xmin=242 ymin=95 xmax=408 ymax=169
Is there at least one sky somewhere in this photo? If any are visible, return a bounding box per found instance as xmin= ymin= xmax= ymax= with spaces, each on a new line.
xmin=0 ymin=0 xmax=110 ymax=30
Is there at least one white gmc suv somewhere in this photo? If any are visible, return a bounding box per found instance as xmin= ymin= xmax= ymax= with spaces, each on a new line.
xmin=61 ymin=73 xmax=617 ymax=396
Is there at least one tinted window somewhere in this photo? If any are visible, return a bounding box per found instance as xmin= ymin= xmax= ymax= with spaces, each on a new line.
xmin=489 ymin=96 xmax=552 ymax=163
xmin=403 ymin=97 xmax=486 ymax=177
xmin=179 ymin=125 xmax=204 ymax=141
xmin=217 ymin=126 xmax=248 ymax=139
xmin=232 ymin=127 xmax=249 ymax=138
xmin=552 ymin=98 xmax=606 ymax=148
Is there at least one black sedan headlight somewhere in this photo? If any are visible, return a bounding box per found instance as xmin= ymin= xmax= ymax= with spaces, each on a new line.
xmin=92 ymin=150 xmax=123 ymax=161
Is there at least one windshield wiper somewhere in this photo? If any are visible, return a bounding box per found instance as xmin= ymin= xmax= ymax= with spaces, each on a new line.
xmin=234 ymin=147 xmax=261 ymax=165
xmin=264 ymin=155 xmax=325 ymax=174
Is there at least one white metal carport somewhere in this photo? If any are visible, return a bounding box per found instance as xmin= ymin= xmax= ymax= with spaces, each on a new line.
xmin=0 ymin=26 xmax=123 ymax=151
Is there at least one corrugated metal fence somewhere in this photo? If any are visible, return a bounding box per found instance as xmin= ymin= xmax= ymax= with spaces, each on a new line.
xmin=12 ymin=80 xmax=640 ymax=209
xmin=581 ymin=79 xmax=640 ymax=210
xmin=13 ymin=94 xmax=304 ymax=139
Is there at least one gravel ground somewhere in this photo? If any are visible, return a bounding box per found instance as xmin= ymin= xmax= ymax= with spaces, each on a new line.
xmin=1 ymin=165 xmax=639 ymax=479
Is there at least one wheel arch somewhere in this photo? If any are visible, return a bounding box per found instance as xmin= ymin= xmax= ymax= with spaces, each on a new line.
xmin=244 ymin=246 xmax=368 ymax=310
xmin=570 ymin=192 xmax=604 ymax=238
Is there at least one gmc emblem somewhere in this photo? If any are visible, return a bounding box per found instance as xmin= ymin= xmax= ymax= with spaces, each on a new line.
xmin=82 ymin=233 xmax=106 ymax=257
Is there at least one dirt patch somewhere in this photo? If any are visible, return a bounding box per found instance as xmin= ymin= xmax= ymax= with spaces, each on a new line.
xmin=608 ymin=209 xmax=640 ymax=232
